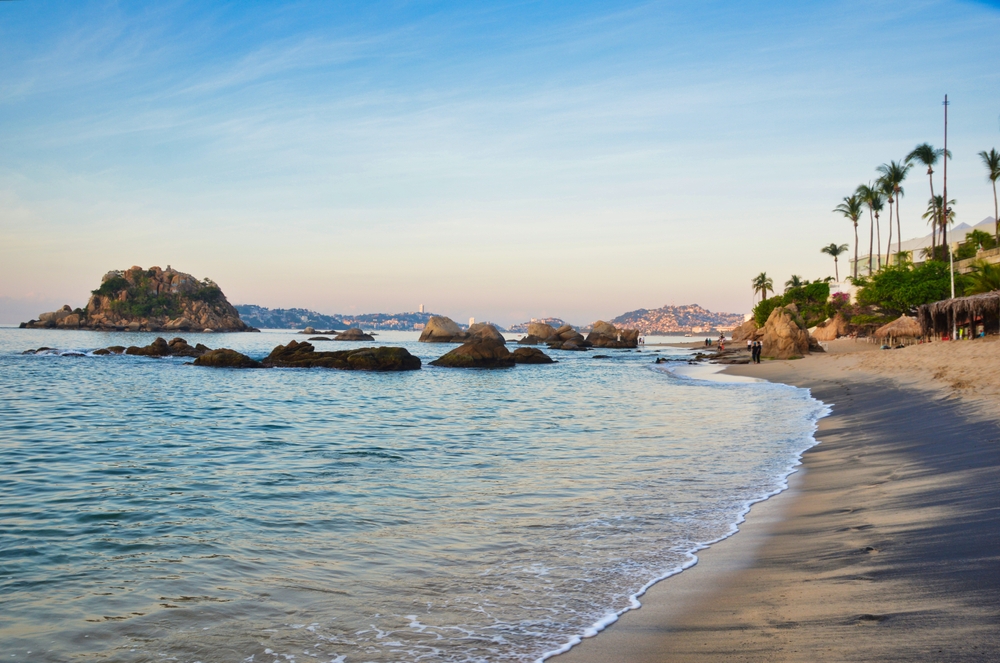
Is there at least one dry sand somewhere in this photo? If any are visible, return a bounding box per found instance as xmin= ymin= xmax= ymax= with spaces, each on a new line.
xmin=554 ymin=337 xmax=1000 ymax=662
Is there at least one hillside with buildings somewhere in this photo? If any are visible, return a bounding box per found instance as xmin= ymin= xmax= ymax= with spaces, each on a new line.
xmin=610 ymin=304 xmax=744 ymax=334
xmin=236 ymin=305 xmax=454 ymax=331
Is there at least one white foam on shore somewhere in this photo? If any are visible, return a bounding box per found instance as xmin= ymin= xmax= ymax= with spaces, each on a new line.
xmin=536 ymin=368 xmax=831 ymax=663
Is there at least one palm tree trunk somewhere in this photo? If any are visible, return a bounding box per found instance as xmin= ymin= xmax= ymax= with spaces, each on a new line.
xmin=928 ymin=170 xmax=937 ymax=257
xmin=896 ymin=195 xmax=902 ymax=257
xmin=868 ymin=209 xmax=875 ymax=275
xmin=834 ymin=256 xmax=839 ymax=282
xmin=885 ymin=201 xmax=893 ymax=266
xmin=993 ymin=181 xmax=998 ymax=246
xmin=853 ymin=221 xmax=859 ymax=279
xmin=876 ymin=212 xmax=882 ymax=269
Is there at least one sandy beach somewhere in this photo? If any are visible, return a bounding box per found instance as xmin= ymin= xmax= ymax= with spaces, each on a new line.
xmin=555 ymin=337 xmax=1000 ymax=662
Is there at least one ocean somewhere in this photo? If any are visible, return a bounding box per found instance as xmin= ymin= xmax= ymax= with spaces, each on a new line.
xmin=0 ymin=328 xmax=826 ymax=663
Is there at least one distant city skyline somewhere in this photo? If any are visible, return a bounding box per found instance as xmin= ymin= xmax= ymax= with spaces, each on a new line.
xmin=2 ymin=1 xmax=999 ymax=326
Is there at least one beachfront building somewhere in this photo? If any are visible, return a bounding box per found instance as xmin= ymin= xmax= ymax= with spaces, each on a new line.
xmin=850 ymin=216 xmax=999 ymax=275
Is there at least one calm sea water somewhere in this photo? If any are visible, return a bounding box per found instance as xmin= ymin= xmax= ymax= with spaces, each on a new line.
xmin=0 ymin=328 xmax=826 ymax=663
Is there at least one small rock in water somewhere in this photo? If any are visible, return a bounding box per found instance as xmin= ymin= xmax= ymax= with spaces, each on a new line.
xmin=510 ymin=347 xmax=555 ymax=364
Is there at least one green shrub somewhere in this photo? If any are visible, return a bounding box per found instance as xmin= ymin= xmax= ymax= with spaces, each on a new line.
xmin=856 ymin=261 xmax=963 ymax=315
xmin=753 ymin=295 xmax=783 ymax=327
xmin=92 ymin=276 xmax=130 ymax=298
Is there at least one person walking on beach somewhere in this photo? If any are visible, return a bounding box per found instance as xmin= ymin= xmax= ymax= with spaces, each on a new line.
xmin=752 ymin=340 xmax=762 ymax=364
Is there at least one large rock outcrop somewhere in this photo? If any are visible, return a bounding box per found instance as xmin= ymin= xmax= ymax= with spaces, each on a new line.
xmin=811 ymin=314 xmax=849 ymax=342
xmin=19 ymin=266 xmax=254 ymax=332
xmin=467 ymin=322 xmax=505 ymax=344
xmin=418 ymin=316 xmax=469 ymax=343
xmin=263 ymin=340 xmax=420 ymax=371
xmin=585 ymin=320 xmax=639 ymax=348
xmin=429 ymin=339 xmax=514 ymax=368
xmin=731 ymin=319 xmax=758 ymax=342
xmin=761 ymin=304 xmax=810 ymax=359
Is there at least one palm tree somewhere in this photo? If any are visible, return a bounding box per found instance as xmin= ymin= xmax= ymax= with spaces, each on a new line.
xmin=833 ymin=194 xmax=864 ymax=279
xmin=856 ymin=183 xmax=884 ymax=274
xmin=876 ymin=176 xmax=895 ymax=266
xmin=924 ymin=196 xmax=957 ymax=258
xmin=877 ymin=159 xmax=912 ymax=262
xmin=978 ymin=149 xmax=1000 ymax=245
xmin=784 ymin=274 xmax=804 ymax=291
xmin=906 ymin=143 xmax=950 ymax=255
xmin=820 ymin=243 xmax=849 ymax=282
xmin=965 ymin=259 xmax=1000 ymax=295
xmin=752 ymin=272 xmax=774 ymax=303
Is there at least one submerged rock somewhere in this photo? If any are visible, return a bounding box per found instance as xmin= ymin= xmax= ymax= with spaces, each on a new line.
xmin=334 ymin=328 xmax=375 ymax=341
xmin=122 ymin=337 xmax=209 ymax=358
xmin=510 ymin=347 xmax=554 ymax=364
xmin=193 ymin=349 xmax=263 ymax=369
xmin=430 ymin=339 xmax=514 ymax=368
xmin=263 ymin=340 xmax=420 ymax=371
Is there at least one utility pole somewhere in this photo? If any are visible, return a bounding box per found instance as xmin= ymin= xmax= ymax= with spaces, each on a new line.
xmin=944 ymin=94 xmax=956 ymax=340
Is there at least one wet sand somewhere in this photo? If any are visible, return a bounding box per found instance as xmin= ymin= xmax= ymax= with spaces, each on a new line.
xmin=555 ymin=338 xmax=1000 ymax=662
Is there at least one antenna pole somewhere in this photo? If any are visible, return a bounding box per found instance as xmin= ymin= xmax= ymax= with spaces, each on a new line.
xmin=944 ymin=94 xmax=956 ymax=340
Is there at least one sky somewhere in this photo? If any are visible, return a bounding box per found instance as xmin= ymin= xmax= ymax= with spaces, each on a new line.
xmin=2 ymin=0 xmax=999 ymax=326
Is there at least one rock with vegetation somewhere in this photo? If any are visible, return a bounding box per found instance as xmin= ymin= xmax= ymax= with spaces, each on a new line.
xmin=20 ymin=266 xmax=255 ymax=332
xmin=193 ymin=349 xmax=263 ymax=369
xmin=418 ymin=316 xmax=469 ymax=343
xmin=585 ymin=320 xmax=639 ymax=348
xmin=429 ymin=339 xmax=514 ymax=368
xmin=761 ymin=304 xmax=810 ymax=359
xmin=511 ymin=347 xmax=554 ymax=364
xmin=334 ymin=328 xmax=375 ymax=341
xmin=263 ymin=340 xmax=420 ymax=371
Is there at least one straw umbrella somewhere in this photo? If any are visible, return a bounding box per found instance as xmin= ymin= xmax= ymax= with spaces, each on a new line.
xmin=874 ymin=316 xmax=923 ymax=345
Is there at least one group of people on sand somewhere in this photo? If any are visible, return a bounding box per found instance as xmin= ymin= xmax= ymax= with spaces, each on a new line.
xmin=746 ymin=338 xmax=762 ymax=364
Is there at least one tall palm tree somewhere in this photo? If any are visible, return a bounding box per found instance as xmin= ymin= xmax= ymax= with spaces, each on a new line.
xmin=906 ymin=143 xmax=950 ymax=255
xmin=856 ymin=182 xmax=883 ymax=274
xmin=751 ymin=272 xmax=774 ymax=303
xmin=820 ymin=243 xmax=849 ymax=282
xmin=877 ymin=159 xmax=912 ymax=262
xmin=876 ymin=176 xmax=894 ymax=265
xmin=978 ymin=148 xmax=1000 ymax=245
xmin=833 ymin=194 xmax=864 ymax=279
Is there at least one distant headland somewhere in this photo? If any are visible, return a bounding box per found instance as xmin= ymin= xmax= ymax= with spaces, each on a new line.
xmin=20 ymin=265 xmax=254 ymax=333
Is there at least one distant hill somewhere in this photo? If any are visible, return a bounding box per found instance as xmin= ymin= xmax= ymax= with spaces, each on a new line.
xmin=507 ymin=317 xmax=569 ymax=333
xmin=235 ymin=305 xmax=344 ymax=330
xmin=610 ymin=304 xmax=744 ymax=334
xmin=236 ymin=305 xmax=473 ymax=331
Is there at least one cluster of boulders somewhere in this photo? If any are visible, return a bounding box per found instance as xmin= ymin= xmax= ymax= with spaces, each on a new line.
xmin=516 ymin=320 xmax=639 ymax=350
xmin=20 ymin=266 xmax=255 ymax=333
xmin=259 ymin=340 xmax=421 ymax=370
xmin=429 ymin=339 xmax=554 ymax=368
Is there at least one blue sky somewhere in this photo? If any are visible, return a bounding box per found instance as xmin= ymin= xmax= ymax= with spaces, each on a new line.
xmin=2 ymin=0 xmax=999 ymax=325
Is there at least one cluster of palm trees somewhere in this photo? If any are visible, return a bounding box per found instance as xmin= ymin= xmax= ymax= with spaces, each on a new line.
xmin=833 ymin=144 xmax=1000 ymax=280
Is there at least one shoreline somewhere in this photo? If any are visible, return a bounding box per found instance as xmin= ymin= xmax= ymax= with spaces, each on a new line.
xmin=554 ymin=339 xmax=1000 ymax=662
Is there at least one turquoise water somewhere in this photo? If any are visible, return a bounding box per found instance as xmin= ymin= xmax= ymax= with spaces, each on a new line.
xmin=0 ymin=328 xmax=825 ymax=663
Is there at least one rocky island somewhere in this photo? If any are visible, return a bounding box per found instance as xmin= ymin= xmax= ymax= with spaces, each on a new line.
xmin=20 ymin=265 xmax=255 ymax=333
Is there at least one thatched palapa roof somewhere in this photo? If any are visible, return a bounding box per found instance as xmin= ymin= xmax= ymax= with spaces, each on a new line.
xmin=917 ymin=291 xmax=1000 ymax=334
xmin=874 ymin=315 xmax=922 ymax=339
